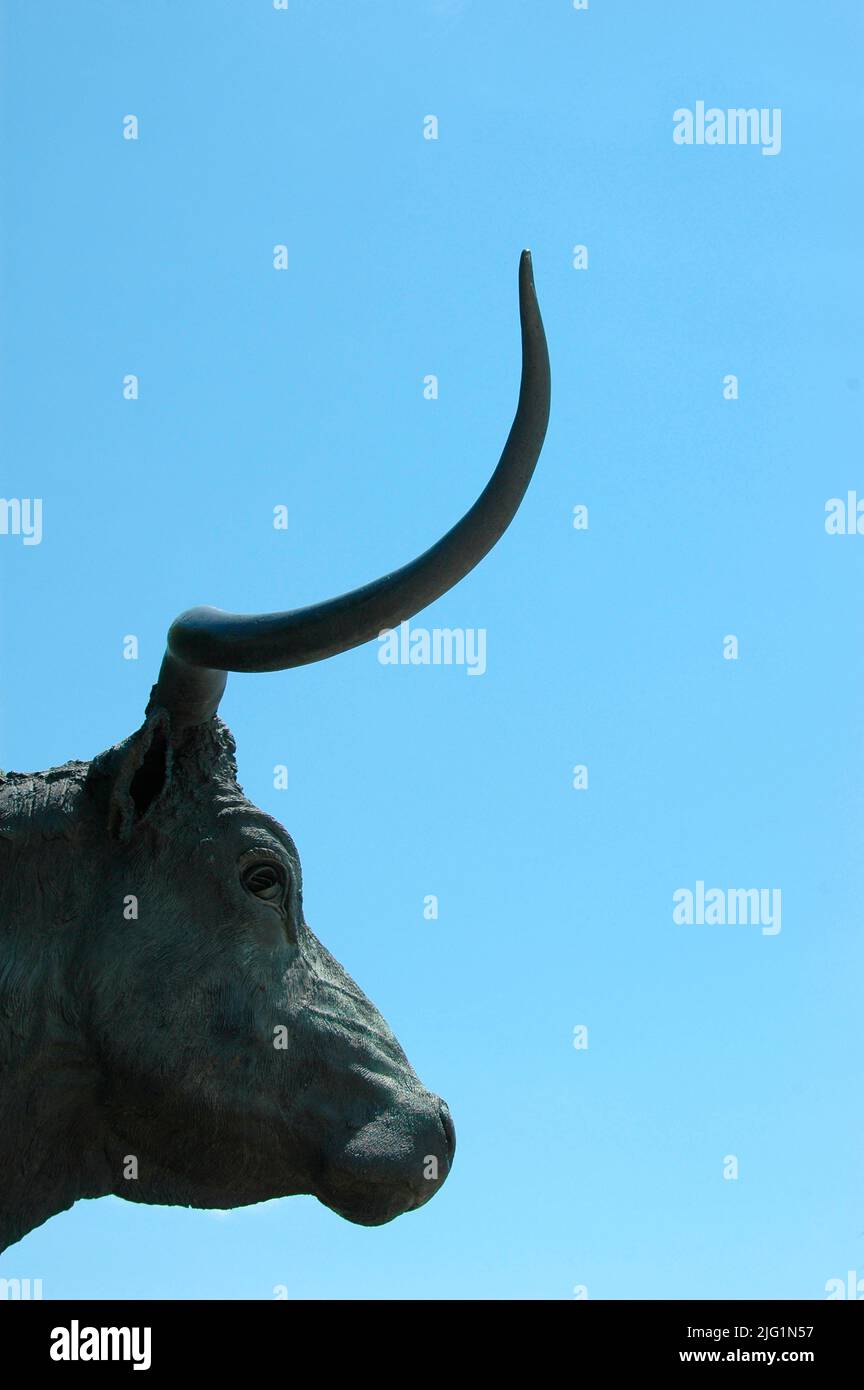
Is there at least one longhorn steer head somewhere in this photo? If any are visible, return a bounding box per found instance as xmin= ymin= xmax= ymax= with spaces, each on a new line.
xmin=0 ymin=253 xmax=550 ymax=1251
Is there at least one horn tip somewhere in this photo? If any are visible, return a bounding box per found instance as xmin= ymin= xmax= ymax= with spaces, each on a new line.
xmin=518 ymin=248 xmax=537 ymax=294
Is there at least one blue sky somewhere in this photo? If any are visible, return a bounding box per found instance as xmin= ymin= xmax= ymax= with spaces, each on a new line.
xmin=1 ymin=0 xmax=862 ymax=1299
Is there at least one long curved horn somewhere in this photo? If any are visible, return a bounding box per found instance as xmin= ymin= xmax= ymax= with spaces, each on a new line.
xmin=148 ymin=250 xmax=551 ymax=730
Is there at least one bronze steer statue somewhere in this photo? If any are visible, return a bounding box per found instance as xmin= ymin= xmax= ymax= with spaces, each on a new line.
xmin=0 ymin=253 xmax=550 ymax=1252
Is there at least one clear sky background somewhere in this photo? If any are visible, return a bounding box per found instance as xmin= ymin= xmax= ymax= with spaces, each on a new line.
xmin=1 ymin=1 xmax=862 ymax=1300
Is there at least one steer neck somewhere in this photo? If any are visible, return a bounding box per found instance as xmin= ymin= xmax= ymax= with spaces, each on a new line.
xmin=0 ymin=1030 xmax=110 ymax=1254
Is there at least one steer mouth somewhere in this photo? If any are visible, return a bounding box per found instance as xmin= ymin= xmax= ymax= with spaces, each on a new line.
xmin=314 ymin=1097 xmax=456 ymax=1227
xmin=319 ymin=1181 xmax=434 ymax=1228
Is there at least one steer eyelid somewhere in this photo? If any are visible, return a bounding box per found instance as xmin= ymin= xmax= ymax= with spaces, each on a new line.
xmin=237 ymin=848 xmax=287 ymax=869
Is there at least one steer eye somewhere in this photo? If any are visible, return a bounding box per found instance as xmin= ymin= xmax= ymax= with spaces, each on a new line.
xmin=240 ymin=860 xmax=288 ymax=903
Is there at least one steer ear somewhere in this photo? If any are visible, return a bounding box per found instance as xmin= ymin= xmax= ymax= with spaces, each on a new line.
xmin=88 ymin=708 xmax=173 ymax=842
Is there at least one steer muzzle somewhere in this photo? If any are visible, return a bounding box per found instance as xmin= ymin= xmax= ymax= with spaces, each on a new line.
xmin=315 ymin=1092 xmax=456 ymax=1227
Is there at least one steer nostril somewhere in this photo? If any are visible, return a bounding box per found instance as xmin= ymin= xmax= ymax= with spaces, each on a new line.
xmin=438 ymin=1100 xmax=456 ymax=1160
